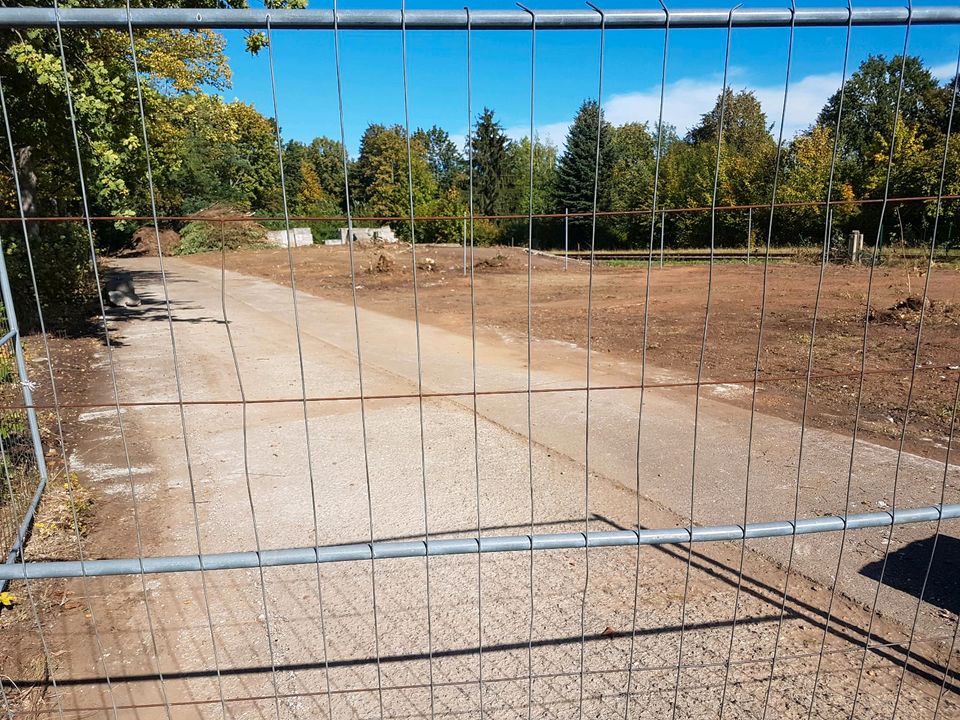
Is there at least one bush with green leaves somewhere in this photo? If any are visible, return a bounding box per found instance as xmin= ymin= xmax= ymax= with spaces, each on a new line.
xmin=1 ymin=224 xmax=97 ymax=334
xmin=173 ymin=218 xmax=267 ymax=255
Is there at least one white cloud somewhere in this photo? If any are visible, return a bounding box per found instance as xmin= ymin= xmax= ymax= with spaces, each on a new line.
xmin=473 ymin=70 xmax=843 ymax=154
xmin=606 ymin=76 xmax=722 ymax=137
xmin=504 ymin=121 xmax=571 ymax=148
xmin=754 ymin=72 xmax=843 ymax=138
xmin=604 ymin=71 xmax=842 ymax=140
xmin=931 ymin=61 xmax=959 ymax=83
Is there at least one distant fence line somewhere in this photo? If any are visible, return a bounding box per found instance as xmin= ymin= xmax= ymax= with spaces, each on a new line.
xmin=0 ymin=192 xmax=958 ymax=225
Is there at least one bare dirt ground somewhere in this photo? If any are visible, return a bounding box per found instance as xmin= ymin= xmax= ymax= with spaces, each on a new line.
xmin=191 ymin=243 xmax=960 ymax=461
xmin=1 ymin=249 xmax=958 ymax=719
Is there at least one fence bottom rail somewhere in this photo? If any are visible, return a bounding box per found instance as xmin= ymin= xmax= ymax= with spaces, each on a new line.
xmin=2 ymin=502 xmax=957 ymax=581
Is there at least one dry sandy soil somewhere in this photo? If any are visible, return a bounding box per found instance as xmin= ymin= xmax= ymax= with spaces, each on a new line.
xmin=1 ymin=246 xmax=958 ymax=720
xmin=192 ymin=243 xmax=960 ymax=461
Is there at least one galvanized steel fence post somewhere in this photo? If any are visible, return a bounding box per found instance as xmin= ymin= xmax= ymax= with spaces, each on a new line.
xmin=0 ymin=237 xmax=48 ymax=576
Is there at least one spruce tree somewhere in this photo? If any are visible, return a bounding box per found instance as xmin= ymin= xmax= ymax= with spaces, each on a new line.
xmin=471 ymin=108 xmax=511 ymax=216
xmin=553 ymin=100 xmax=615 ymax=243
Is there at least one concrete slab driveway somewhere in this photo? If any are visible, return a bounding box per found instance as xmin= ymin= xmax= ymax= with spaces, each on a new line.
xmin=18 ymin=254 xmax=959 ymax=720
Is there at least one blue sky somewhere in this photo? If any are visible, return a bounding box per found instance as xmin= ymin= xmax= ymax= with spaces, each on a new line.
xmin=218 ymin=1 xmax=960 ymax=154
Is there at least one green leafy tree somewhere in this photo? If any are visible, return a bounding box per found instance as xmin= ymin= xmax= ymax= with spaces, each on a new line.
xmin=860 ymin=115 xmax=944 ymax=243
xmin=818 ymin=55 xmax=946 ymax=192
xmin=778 ymin=124 xmax=855 ymax=245
xmin=610 ymin=122 xmax=657 ymax=245
xmin=413 ymin=126 xmax=466 ymax=192
xmin=1 ymin=5 xmax=230 ymax=224
xmin=419 ymin=187 xmax=466 ymax=244
xmin=501 ymin=136 xmax=557 ymax=246
xmin=658 ymin=140 xmax=718 ymax=247
xmin=675 ymin=89 xmax=775 ymax=246
xmin=353 ymin=124 xmax=436 ymax=239
xmin=285 ymin=136 xmax=347 ymax=211
xmin=0 ymin=0 xmax=235 ymax=329
xmin=815 ymin=56 xmax=954 ymax=244
xmin=504 ymin=136 xmax=557 ymax=215
xmin=156 ymin=95 xmax=280 ymax=215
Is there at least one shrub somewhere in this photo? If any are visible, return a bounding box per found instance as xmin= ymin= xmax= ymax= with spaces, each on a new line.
xmin=173 ymin=205 xmax=268 ymax=255
xmin=471 ymin=219 xmax=501 ymax=247
xmin=1 ymin=223 xmax=97 ymax=334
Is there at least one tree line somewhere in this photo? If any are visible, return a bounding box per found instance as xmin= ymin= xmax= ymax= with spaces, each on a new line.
xmin=0 ymin=10 xmax=957 ymax=327
xmin=255 ymin=54 xmax=960 ymax=252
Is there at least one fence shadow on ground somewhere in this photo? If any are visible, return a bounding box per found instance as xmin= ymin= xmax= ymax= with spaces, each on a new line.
xmin=860 ymin=534 xmax=960 ymax=615
xmin=7 ymin=515 xmax=959 ymax=697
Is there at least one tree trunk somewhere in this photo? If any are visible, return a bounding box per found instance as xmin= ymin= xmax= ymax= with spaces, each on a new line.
xmin=14 ymin=145 xmax=39 ymax=238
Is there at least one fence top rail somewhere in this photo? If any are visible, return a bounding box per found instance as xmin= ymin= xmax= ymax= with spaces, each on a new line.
xmin=0 ymin=6 xmax=958 ymax=30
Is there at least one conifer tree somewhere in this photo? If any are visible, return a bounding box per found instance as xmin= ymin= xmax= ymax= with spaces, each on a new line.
xmin=471 ymin=108 xmax=511 ymax=216
xmin=553 ymin=100 xmax=616 ymax=243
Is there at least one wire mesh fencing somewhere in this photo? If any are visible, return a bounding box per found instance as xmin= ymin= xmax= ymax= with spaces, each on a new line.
xmin=0 ymin=4 xmax=959 ymax=720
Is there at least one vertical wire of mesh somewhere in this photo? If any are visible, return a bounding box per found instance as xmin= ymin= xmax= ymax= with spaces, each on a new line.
xmin=669 ymin=7 xmax=738 ymax=718
xmin=464 ymin=7 xmax=486 ymax=718
xmin=56 ymin=3 xmax=234 ymax=712
xmin=717 ymin=4 xmax=795 ymax=716
xmin=0 ymin=676 xmax=11 ymax=720
xmin=578 ymin=5 xmax=605 ymax=717
xmin=759 ymin=5 xmax=854 ymax=717
xmin=260 ymin=17 xmax=334 ymax=717
xmin=332 ymin=2 xmax=386 ymax=716
xmin=260 ymin=16 xmax=337 ymax=719
xmin=53 ymin=0 xmax=231 ymax=711
xmin=118 ymin=4 xmax=195 ymax=714
xmin=849 ymin=4 xmax=945 ymax=711
xmin=805 ymin=7 xmax=915 ymax=716
xmin=894 ymin=381 xmax=960 ymax=714
xmin=50 ymin=4 xmax=129 ymax=713
xmin=516 ymin=5 xmax=537 ymax=719
xmin=399 ymin=5 xmax=438 ymax=715
xmin=887 ymin=43 xmax=960 ymax=720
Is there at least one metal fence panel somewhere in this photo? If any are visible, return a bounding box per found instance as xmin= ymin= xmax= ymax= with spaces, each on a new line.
xmin=0 ymin=6 xmax=958 ymax=720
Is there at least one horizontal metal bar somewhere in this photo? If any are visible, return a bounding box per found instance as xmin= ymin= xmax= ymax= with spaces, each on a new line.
xmin=3 ymin=503 xmax=957 ymax=581
xmin=0 ymin=328 xmax=16 ymax=348
xmin=0 ymin=6 xmax=958 ymax=30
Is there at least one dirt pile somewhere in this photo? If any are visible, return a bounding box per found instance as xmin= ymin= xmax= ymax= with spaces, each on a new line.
xmin=368 ymin=253 xmax=394 ymax=273
xmin=122 ymin=226 xmax=180 ymax=257
xmin=874 ymin=295 xmax=958 ymax=325
xmin=474 ymin=252 xmax=510 ymax=271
